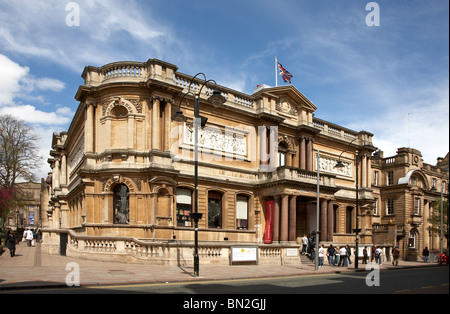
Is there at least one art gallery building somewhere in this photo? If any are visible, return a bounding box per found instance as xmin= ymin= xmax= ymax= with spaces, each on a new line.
xmin=41 ymin=58 xmax=447 ymax=265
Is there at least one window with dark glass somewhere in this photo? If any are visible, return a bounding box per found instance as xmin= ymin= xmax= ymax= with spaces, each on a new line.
xmin=345 ymin=206 xmax=353 ymax=234
xmin=208 ymin=191 xmax=222 ymax=228
xmin=113 ymin=184 xmax=129 ymax=224
xmin=176 ymin=188 xmax=192 ymax=227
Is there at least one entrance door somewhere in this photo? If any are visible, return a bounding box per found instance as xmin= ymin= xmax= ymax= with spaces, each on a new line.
xmin=60 ymin=233 xmax=68 ymax=256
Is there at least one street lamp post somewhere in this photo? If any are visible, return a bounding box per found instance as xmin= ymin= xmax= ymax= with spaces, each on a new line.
xmin=335 ymin=140 xmax=361 ymax=270
xmin=174 ymin=73 xmax=226 ymax=277
xmin=315 ymin=150 xmax=320 ymax=271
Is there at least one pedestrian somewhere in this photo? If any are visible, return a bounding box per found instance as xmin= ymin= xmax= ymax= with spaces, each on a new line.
xmin=327 ymin=244 xmax=336 ymax=266
xmin=339 ymin=246 xmax=348 ymax=266
xmin=301 ymin=234 xmax=308 ymax=255
xmin=371 ymin=245 xmax=376 ymax=262
xmin=362 ymin=246 xmax=368 ymax=264
xmin=6 ymin=230 xmax=17 ymax=257
xmin=375 ymin=246 xmax=383 ymax=265
xmin=422 ymin=247 xmax=430 ymax=263
xmin=318 ymin=244 xmax=324 ymax=267
xmin=392 ymin=245 xmax=400 ymax=266
xmin=25 ymin=228 xmax=33 ymax=247
xmin=335 ymin=246 xmax=340 ymax=265
xmin=346 ymin=244 xmax=352 ymax=265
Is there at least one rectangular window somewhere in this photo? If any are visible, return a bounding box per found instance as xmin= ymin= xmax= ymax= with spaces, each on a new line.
xmin=176 ymin=188 xmax=192 ymax=227
xmin=374 ymin=171 xmax=379 ymax=186
xmin=386 ymin=198 xmax=394 ymax=215
xmin=374 ymin=198 xmax=378 ymax=216
xmin=414 ymin=198 xmax=421 ymax=215
xmin=236 ymin=195 xmax=249 ymax=230
xmin=387 ymin=171 xmax=394 ymax=185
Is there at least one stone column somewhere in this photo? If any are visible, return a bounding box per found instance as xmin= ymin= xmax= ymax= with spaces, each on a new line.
xmin=289 ymin=196 xmax=297 ymax=242
xmin=327 ymin=200 xmax=334 ymax=242
xmin=128 ymin=115 xmax=135 ymax=149
xmin=300 ymin=136 xmax=306 ymax=170
xmin=306 ymin=138 xmax=313 ymax=171
xmin=320 ymin=199 xmax=327 ymax=242
xmin=152 ymin=97 xmax=160 ymax=150
xmin=280 ymin=195 xmax=289 ymax=242
xmin=164 ymin=101 xmax=171 ymax=151
xmin=85 ymin=103 xmax=95 ymax=153
xmin=259 ymin=126 xmax=267 ymax=166
xmin=60 ymin=154 xmax=67 ymax=186
xmin=361 ymin=153 xmax=367 ymax=188
xmin=273 ymin=196 xmax=280 ymax=242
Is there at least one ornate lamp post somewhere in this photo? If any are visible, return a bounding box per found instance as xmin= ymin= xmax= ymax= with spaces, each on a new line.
xmin=174 ymin=73 xmax=226 ymax=277
xmin=335 ymin=138 xmax=361 ymax=269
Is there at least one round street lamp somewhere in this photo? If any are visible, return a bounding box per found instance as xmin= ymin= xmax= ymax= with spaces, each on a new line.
xmin=174 ymin=73 xmax=226 ymax=277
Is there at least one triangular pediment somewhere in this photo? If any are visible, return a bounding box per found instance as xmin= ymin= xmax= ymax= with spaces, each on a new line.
xmin=252 ymin=85 xmax=317 ymax=113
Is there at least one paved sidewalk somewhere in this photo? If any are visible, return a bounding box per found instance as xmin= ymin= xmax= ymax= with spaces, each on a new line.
xmin=0 ymin=242 xmax=441 ymax=291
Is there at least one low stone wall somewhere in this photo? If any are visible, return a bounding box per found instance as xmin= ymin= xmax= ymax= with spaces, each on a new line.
xmin=42 ymin=229 xmax=301 ymax=266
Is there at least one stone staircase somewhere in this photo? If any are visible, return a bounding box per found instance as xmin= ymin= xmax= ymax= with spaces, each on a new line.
xmin=299 ymin=253 xmax=315 ymax=265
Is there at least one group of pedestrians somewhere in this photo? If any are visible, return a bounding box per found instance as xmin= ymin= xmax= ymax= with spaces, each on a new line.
xmin=300 ymin=233 xmax=355 ymax=267
xmin=2 ymin=227 xmax=41 ymax=258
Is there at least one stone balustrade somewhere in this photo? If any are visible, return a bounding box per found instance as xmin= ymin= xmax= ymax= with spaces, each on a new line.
xmin=44 ymin=229 xmax=300 ymax=266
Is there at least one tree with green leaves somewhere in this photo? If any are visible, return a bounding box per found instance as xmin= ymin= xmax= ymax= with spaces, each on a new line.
xmin=428 ymin=197 xmax=449 ymax=242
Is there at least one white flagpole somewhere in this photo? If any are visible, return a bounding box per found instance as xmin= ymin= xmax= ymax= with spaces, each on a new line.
xmin=275 ymin=56 xmax=278 ymax=87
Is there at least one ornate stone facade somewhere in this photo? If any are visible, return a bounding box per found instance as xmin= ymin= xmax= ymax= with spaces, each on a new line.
xmin=40 ymin=58 xmax=447 ymax=265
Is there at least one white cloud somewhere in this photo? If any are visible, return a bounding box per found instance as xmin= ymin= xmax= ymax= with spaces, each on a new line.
xmin=0 ymin=104 xmax=72 ymax=125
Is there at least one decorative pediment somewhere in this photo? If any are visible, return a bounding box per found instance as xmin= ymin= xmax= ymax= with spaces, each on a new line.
xmin=253 ymin=85 xmax=317 ymax=113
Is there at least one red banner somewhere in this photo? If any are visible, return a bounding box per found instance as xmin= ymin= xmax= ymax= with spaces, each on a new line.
xmin=264 ymin=200 xmax=274 ymax=244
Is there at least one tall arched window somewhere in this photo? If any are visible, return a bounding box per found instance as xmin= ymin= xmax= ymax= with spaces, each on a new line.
xmin=408 ymin=229 xmax=418 ymax=248
xmin=113 ymin=184 xmax=129 ymax=224
xmin=208 ymin=191 xmax=222 ymax=228
xmin=346 ymin=206 xmax=353 ymax=234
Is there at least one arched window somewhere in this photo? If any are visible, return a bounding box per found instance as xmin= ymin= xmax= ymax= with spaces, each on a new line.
xmin=208 ymin=191 xmax=222 ymax=228
xmin=408 ymin=229 xmax=418 ymax=248
xmin=113 ymin=184 xmax=129 ymax=224
xmin=176 ymin=188 xmax=192 ymax=227
xmin=111 ymin=105 xmax=129 ymax=118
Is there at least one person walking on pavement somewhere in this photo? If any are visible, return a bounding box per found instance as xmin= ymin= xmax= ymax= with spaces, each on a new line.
xmin=327 ymin=244 xmax=336 ymax=266
xmin=362 ymin=246 xmax=368 ymax=264
xmin=301 ymin=234 xmax=308 ymax=255
xmin=346 ymin=244 xmax=352 ymax=265
xmin=318 ymin=244 xmax=324 ymax=267
xmin=375 ymin=246 xmax=383 ymax=265
xmin=422 ymin=247 xmax=430 ymax=263
xmin=392 ymin=245 xmax=400 ymax=266
xmin=6 ymin=229 xmax=17 ymax=257
xmin=24 ymin=228 xmax=33 ymax=247
xmin=339 ymin=245 xmax=348 ymax=266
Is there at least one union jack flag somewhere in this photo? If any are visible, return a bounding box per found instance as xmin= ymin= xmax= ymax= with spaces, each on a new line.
xmin=277 ymin=61 xmax=293 ymax=83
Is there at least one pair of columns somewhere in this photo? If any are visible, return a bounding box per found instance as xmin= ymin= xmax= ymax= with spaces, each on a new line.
xmin=306 ymin=199 xmax=334 ymax=242
xmin=272 ymin=195 xmax=297 ymax=243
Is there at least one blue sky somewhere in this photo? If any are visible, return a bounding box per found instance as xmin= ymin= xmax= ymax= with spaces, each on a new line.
xmin=0 ymin=0 xmax=448 ymax=179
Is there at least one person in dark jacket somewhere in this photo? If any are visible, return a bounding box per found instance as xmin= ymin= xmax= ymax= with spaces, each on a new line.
xmin=6 ymin=230 xmax=17 ymax=257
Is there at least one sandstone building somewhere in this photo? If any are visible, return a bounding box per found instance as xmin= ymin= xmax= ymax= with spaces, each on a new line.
xmin=41 ymin=58 xmax=448 ymax=265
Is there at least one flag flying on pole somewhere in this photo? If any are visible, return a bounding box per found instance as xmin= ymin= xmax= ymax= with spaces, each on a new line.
xmin=277 ymin=59 xmax=293 ymax=84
